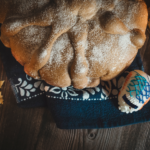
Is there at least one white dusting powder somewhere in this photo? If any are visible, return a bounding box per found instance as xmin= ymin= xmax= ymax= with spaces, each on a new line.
xmin=53 ymin=6 xmax=76 ymax=34
xmin=24 ymin=26 xmax=39 ymax=35
xmin=22 ymin=26 xmax=46 ymax=44
xmin=78 ymin=67 xmax=87 ymax=74
xmin=77 ymin=40 xmax=86 ymax=47
xmin=111 ymin=66 xmax=117 ymax=72
xmin=71 ymin=25 xmax=83 ymax=36
xmin=118 ymin=32 xmax=131 ymax=50
xmin=49 ymin=34 xmax=73 ymax=65
xmin=89 ymin=35 xmax=115 ymax=65
xmin=7 ymin=21 xmax=22 ymax=32
xmin=90 ymin=45 xmax=104 ymax=63
xmin=126 ymin=1 xmax=139 ymax=29
xmin=118 ymin=32 xmax=136 ymax=62
xmin=16 ymin=0 xmax=49 ymax=15
xmin=74 ymin=54 xmax=87 ymax=74
xmin=40 ymin=50 xmax=47 ymax=59
xmin=14 ymin=25 xmax=49 ymax=62
xmin=87 ymin=77 xmax=92 ymax=84
xmin=87 ymin=25 xmax=136 ymax=74
xmin=113 ymin=0 xmax=139 ymax=29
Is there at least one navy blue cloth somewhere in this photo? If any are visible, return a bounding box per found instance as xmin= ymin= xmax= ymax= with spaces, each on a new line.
xmin=1 ymin=39 xmax=150 ymax=129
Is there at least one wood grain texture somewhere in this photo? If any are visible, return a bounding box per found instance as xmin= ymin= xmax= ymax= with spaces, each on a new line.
xmin=1 ymin=1 xmax=150 ymax=149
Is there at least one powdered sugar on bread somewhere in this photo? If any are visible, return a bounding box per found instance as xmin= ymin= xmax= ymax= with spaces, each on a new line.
xmin=0 ymin=0 xmax=148 ymax=89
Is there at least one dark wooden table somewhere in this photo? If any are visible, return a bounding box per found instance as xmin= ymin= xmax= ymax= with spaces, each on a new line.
xmin=1 ymin=11 xmax=150 ymax=150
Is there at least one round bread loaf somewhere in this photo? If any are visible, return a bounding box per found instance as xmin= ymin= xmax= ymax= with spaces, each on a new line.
xmin=0 ymin=0 xmax=148 ymax=89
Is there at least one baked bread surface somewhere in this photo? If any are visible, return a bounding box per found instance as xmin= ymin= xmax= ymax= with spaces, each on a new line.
xmin=0 ymin=0 xmax=148 ymax=89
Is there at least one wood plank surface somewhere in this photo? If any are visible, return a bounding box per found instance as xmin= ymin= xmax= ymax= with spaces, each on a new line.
xmin=1 ymin=1 xmax=150 ymax=150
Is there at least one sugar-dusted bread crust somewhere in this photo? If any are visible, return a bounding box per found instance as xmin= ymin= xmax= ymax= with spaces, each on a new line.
xmin=0 ymin=0 xmax=148 ymax=89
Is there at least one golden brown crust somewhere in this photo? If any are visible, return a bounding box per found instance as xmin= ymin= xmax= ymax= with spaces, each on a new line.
xmin=0 ymin=0 xmax=148 ymax=89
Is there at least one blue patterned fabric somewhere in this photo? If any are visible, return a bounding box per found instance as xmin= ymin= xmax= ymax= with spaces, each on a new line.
xmin=1 ymin=40 xmax=150 ymax=129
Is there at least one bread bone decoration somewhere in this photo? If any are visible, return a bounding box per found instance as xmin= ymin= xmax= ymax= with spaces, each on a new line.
xmin=118 ymin=70 xmax=150 ymax=113
xmin=0 ymin=0 xmax=148 ymax=89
